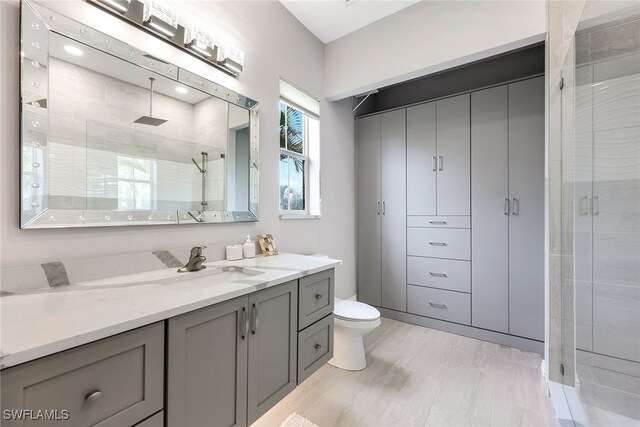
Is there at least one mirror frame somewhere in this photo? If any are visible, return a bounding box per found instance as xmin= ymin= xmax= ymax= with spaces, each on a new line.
xmin=20 ymin=0 xmax=260 ymax=229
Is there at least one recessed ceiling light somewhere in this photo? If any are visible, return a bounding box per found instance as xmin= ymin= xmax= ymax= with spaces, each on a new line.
xmin=64 ymin=45 xmax=84 ymax=56
xmin=175 ymin=86 xmax=188 ymax=94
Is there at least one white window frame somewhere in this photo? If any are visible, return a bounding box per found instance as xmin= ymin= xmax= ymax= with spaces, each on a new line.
xmin=279 ymin=100 xmax=310 ymax=215
xmin=117 ymin=155 xmax=158 ymax=210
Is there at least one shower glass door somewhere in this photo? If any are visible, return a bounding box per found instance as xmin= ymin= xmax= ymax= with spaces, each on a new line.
xmin=562 ymin=2 xmax=640 ymax=425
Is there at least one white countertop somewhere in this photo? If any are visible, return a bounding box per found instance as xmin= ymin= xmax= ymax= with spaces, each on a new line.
xmin=0 ymin=253 xmax=341 ymax=369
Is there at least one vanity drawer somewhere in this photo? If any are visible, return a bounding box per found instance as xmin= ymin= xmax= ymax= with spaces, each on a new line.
xmin=297 ymin=314 xmax=334 ymax=384
xmin=407 ymin=216 xmax=470 ymax=229
xmin=407 ymin=285 xmax=471 ymax=325
xmin=299 ymin=269 xmax=334 ymax=330
xmin=0 ymin=323 xmax=164 ymax=427
xmin=407 ymin=256 xmax=470 ymax=293
xmin=407 ymin=228 xmax=470 ymax=260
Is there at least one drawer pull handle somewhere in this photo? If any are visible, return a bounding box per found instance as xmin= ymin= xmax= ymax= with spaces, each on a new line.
xmin=315 ymin=294 xmax=322 ymax=300
xmin=429 ymin=302 xmax=447 ymax=309
xmin=429 ymin=272 xmax=447 ymax=278
xmin=428 ymin=241 xmax=447 ymax=246
xmin=428 ymin=220 xmax=447 ymax=225
xmin=84 ymin=390 xmax=102 ymax=402
xmin=314 ymin=344 xmax=322 ymax=350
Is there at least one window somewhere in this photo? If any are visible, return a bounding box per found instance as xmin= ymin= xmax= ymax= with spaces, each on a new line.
xmin=279 ymin=79 xmax=320 ymax=217
xmin=117 ymin=156 xmax=156 ymax=210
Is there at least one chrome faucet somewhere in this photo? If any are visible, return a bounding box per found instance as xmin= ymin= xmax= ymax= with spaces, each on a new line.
xmin=178 ymin=246 xmax=207 ymax=273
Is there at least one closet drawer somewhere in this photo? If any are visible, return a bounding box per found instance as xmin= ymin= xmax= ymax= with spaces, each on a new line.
xmin=298 ymin=314 xmax=334 ymax=384
xmin=407 ymin=216 xmax=470 ymax=229
xmin=407 ymin=285 xmax=471 ymax=325
xmin=299 ymin=269 xmax=334 ymax=330
xmin=407 ymin=228 xmax=470 ymax=260
xmin=407 ymin=256 xmax=470 ymax=293
xmin=0 ymin=323 xmax=164 ymax=427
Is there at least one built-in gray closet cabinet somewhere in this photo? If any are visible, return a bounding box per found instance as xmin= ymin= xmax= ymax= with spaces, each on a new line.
xmin=357 ymin=109 xmax=407 ymax=312
xmin=471 ymin=76 xmax=545 ymax=341
xmin=407 ymin=94 xmax=471 ymax=216
xmin=357 ymin=76 xmax=544 ymax=351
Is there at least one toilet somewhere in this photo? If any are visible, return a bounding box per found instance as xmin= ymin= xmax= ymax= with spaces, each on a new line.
xmin=329 ymin=298 xmax=381 ymax=371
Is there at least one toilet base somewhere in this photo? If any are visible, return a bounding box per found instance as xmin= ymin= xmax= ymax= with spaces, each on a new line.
xmin=328 ymin=334 xmax=367 ymax=371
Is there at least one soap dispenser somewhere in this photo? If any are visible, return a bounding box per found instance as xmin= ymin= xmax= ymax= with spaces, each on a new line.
xmin=242 ymin=235 xmax=256 ymax=259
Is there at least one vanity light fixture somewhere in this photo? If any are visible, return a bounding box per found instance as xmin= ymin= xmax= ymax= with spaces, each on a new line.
xmin=93 ymin=0 xmax=130 ymax=14
xmin=64 ymin=45 xmax=84 ymax=56
xmin=217 ymin=44 xmax=244 ymax=75
xmin=175 ymin=86 xmax=188 ymax=94
xmin=142 ymin=0 xmax=178 ymax=38
xmin=185 ymin=25 xmax=216 ymax=59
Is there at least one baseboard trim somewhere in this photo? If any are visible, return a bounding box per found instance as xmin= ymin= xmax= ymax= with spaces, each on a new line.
xmin=377 ymin=307 xmax=544 ymax=354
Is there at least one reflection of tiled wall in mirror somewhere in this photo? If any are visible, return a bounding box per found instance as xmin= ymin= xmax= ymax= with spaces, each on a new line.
xmin=46 ymin=57 xmax=228 ymax=212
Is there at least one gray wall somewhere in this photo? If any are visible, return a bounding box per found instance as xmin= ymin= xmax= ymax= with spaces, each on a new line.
xmin=0 ymin=0 xmax=357 ymax=298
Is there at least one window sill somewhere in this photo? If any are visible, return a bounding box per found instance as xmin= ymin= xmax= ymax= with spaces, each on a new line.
xmin=279 ymin=214 xmax=322 ymax=220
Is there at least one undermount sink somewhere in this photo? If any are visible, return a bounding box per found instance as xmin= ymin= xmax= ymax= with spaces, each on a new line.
xmin=76 ymin=266 xmax=264 ymax=288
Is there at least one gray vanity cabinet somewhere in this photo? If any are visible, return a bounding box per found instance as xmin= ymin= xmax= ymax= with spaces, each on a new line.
xmin=247 ymin=281 xmax=298 ymax=425
xmin=167 ymin=297 xmax=248 ymax=427
xmin=168 ymin=280 xmax=298 ymax=427
xmin=357 ymin=110 xmax=407 ymax=312
xmin=1 ymin=323 xmax=164 ymax=427
xmin=406 ymin=94 xmax=470 ymax=216
xmin=471 ymin=76 xmax=544 ymax=341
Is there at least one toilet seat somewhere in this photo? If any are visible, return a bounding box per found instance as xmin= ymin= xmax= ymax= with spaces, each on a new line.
xmin=334 ymin=299 xmax=380 ymax=321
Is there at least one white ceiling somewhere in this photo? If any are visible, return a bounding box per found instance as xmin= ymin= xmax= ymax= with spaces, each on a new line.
xmin=279 ymin=0 xmax=421 ymax=43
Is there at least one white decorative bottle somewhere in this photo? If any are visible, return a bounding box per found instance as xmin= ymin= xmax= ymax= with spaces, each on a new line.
xmin=242 ymin=235 xmax=255 ymax=259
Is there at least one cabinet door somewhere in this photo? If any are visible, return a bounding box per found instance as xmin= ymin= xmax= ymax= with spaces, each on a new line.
xmin=436 ymin=94 xmax=470 ymax=215
xmin=167 ymin=297 xmax=248 ymax=427
xmin=247 ymin=281 xmax=298 ymax=425
xmin=471 ymin=85 xmax=509 ymax=333
xmin=407 ymin=102 xmax=437 ymax=215
xmin=508 ymin=76 xmax=545 ymax=340
xmin=357 ymin=115 xmax=382 ymax=306
xmin=381 ymin=109 xmax=407 ymax=311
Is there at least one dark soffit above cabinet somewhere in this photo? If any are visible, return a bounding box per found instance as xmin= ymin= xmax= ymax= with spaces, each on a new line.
xmin=356 ymin=43 xmax=545 ymax=116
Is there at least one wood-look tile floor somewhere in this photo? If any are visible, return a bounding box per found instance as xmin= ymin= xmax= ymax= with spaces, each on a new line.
xmin=253 ymin=318 xmax=556 ymax=427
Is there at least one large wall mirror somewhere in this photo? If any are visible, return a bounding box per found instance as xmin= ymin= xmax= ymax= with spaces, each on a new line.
xmin=20 ymin=0 xmax=259 ymax=228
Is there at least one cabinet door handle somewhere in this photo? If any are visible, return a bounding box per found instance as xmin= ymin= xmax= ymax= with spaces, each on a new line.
xmin=438 ymin=156 xmax=443 ymax=171
xmin=579 ymin=196 xmax=589 ymax=216
xmin=432 ymin=156 xmax=437 ymax=171
xmin=250 ymin=303 xmax=258 ymax=334
xmin=429 ymin=302 xmax=447 ymax=309
xmin=240 ymin=307 xmax=247 ymax=340
xmin=428 ymin=241 xmax=447 ymax=246
xmin=504 ymin=198 xmax=511 ymax=216
xmin=428 ymin=220 xmax=447 ymax=225
xmin=84 ymin=390 xmax=102 ymax=402
xmin=377 ymin=201 xmax=380 ymax=215
xmin=382 ymin=201 xmax=386 ymax=215
xmin=315 ymin=293 xmax=322 ymax=300
xmin=512 ymin=198 xmax=520 ymax=216
xmin=429 ymin=272 xmax=447 ymax=278
xmin=592 ymin=195 xmax=599 ymax=215
xmin=314 ymin=344 xmax=322 ymax=350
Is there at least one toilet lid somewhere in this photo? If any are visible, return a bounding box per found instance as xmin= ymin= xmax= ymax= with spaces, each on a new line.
xmin=334 ymin=300 xmax=380 ymax=321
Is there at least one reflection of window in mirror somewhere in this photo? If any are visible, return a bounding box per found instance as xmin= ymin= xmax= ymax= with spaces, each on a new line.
xmin=279 ymin=79 xmax=321 ymax=218
xmin=117 ymin=156 xmax=157 ymax=210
